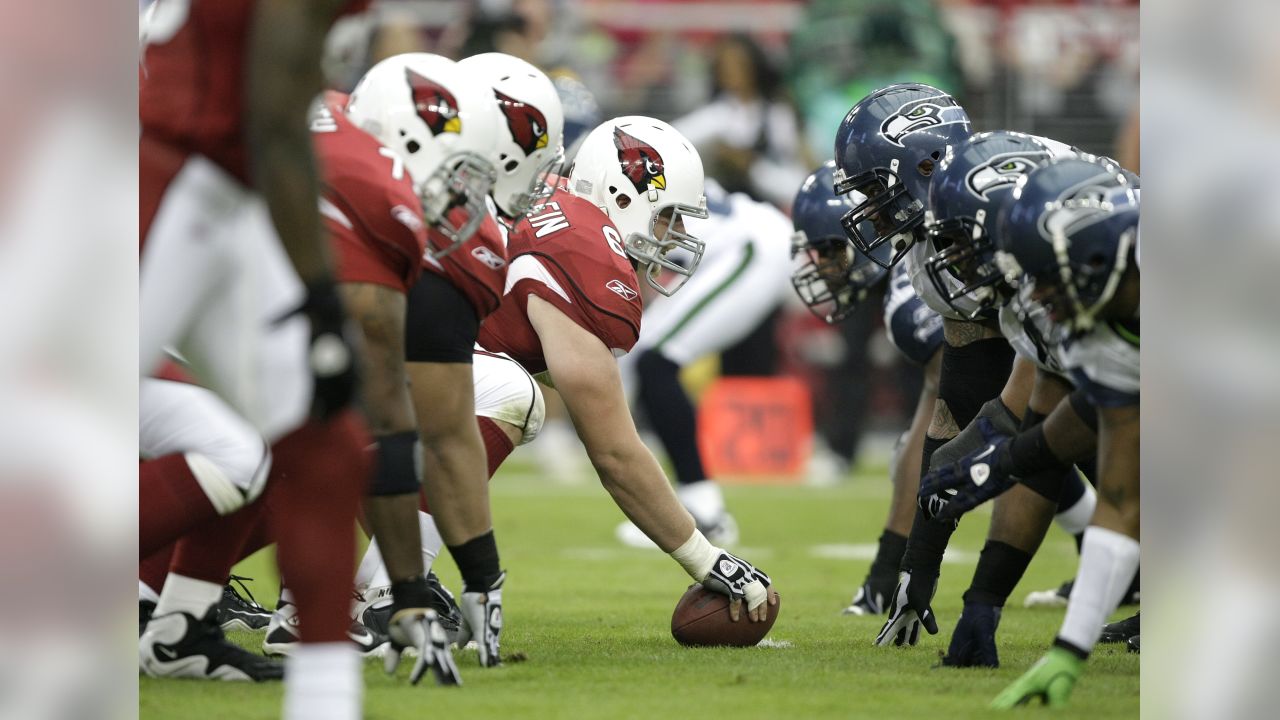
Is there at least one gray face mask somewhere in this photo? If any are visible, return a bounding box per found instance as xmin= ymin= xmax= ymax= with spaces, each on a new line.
xmin=420 ymin=151 xmax=498 ymax=260
xmin=625 ymin=201 xmax=710 ymax=297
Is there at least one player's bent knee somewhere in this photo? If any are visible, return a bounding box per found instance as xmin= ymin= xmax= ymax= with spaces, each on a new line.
xmin=185 ymin=439 xmax=272 ymax=515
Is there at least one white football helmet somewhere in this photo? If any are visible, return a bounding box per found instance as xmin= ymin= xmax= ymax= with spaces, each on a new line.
xmin=568 ymin=117 xmax=708 ymax=295
xmin=346 ymin=53 xmax=501 ymax=257
xmin=457 ymin=52 xmax=565 ymax=220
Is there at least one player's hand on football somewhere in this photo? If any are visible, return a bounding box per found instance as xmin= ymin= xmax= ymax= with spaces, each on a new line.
xmin=700 ymin=550 xmax=774 ymax=622
xmin=294 ymin=280 xmax=361 ymax=420
xmin=917 ymin=417 xmax=1014 ymax=522
xmin=874 ymin=570 xmax=939 ymax=647
xmin=457 ymin=572 xmax=505 ymax=667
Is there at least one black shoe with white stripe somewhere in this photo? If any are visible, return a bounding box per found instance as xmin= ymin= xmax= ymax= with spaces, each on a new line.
xmin=140 ymin=609 xmax=283 ymax=681
xmin=217 ymin=575 xmax=272 ymax=632
xmin=263 ymin=601 xmax=388 ymax=658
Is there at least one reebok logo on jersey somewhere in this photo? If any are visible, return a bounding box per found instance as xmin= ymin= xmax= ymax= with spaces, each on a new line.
xmin=391 ymin=205 xmax=424 ymax=233
xmin=613 ymin=127 xmax=666 ymax=194
xmin=495 ymin=89 xmax=549 ymax=156
xmin=405 ymin=68 xmax=461 ymax=136
xmin=471 ymin=245 xmax=506 ymax=270
xmin=605 ymin=279 xmax=638 ymax=301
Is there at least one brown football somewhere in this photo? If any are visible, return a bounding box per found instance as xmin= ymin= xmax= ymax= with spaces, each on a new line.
xmin=670 ymin=583 xmax=780 ymax=647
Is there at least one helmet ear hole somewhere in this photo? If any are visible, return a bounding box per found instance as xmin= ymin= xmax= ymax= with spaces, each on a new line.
xmin=406 ymin=140 xmax=421 ymax=154
xmin=615 ymin=193 xmax=632 ymax=209
xmin=504 ymin=160 xmax=519 ymax=172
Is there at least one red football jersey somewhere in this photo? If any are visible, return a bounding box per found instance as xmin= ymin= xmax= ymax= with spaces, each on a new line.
xmin=477 ymin=188 xmax=644 ymax=375
xmin=422 ymin=208 xmax=509 ymax=321
xmin=140 ymin=0 xmax=371 ymax=183
xmin=313 ymin=92 xmax=426 ymax=294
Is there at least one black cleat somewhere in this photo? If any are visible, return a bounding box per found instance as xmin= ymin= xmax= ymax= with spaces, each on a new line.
xmin=263 ymin=601 xmax=388 ymax=658
xmin=1127 ymin=634 xmax=1140 ymax=654
xmin=140 ymin=609 xmax=283 ymax=681
xmin=842 ymin=570 xmax=896 ymax=616
xmin=361 ymin=572 xmax=463 ymax=645
xmin=1100 ymin=613 xmax=1140 ymax=644
xmin=217 ymin=575 xmax=272 ymax=632
xmin=1026 ymin=576 xmax=1139 ymax=608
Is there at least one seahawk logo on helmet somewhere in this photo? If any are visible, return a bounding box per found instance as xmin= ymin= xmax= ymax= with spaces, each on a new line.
xmin=966 ymin=154 xmax=1042 ymax=200
xmin=1038 ymin=183 xmax=1119 ymax=243
xmin=879 ymin=98 xmax=968 ymax=148
xmin=406 ymin=68 xmax=461 ymax=136
xmin=614 ymin=127 xmax=666 ymax=193
xmin=494 ymin=89 xmax=549 ymax=156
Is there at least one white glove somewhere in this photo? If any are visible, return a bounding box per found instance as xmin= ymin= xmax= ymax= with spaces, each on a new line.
xmin=457 ymin=571 xmax=504 ymax=667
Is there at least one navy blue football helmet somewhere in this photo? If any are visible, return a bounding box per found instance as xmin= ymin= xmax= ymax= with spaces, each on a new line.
xmin=995 ymin=155 xmax=1140 ymax=336
xmin=923 ymin=131 xmax=1055 ymax=319
xmin=833 ymin=83 xmax=972 ymax=268
xmin=791 ymin=161 xmax=891 ymax=323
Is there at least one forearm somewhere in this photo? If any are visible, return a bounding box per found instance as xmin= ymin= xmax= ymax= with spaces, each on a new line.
xmin=887 ymin=355 xmax=940 ymax=534
xmin=340 ymin=283 xmax=414 ymax=435
xmin=246 ymin=0 xmax=338 ymax=284
xmin=591 ymin=440 xmax=696 ymax=553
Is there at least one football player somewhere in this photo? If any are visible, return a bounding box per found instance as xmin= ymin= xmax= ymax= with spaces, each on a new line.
xmin=326 ymin=51 xmax=536 ymax=673
xmin=613 ymin=176 xmax=795 ymax=549
xmin=787 ymin=161 xmax=943 ymax=616
xmin=478 ymin=117 xmax=777 ymax=620
xmin=910 ymin=132 xmax=1103 ymax=666
xmin=977 ymin=158 xmax=1140 ymax=708
xmin=139 ymin=1 xmax=373 ymax=714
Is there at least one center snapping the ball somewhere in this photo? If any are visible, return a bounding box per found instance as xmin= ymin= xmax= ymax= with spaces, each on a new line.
xmin=670 ymin=583 xmax=780 ymax=647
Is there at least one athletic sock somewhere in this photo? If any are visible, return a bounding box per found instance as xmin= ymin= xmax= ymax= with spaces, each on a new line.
xmin=356 ymin=511 xmax=444 ymax=590
xmin=448 ymin=530 xmax=502 ymax=591
xmin=170 ymin=499 xmax=268 ymax=585
xmin=283 ymin=642 xmax=361 ymax=720
xmin=271 ymin=413 xmax=369 ymax=644
xmin=635 ymin=350 xmax=707 ymax=486
xmin=478 ymin=417 xmax=515 ymax=477
xmin=1054 ymin=474 xmax=1097 ymax=538
xmin=964 ymin=541 xmax=1033 ymax=607
xmin=154 ymin=573 xmax=222 ymax=619
xmin=867 ymin=530 xmax=908 ymax=581
xmin=140 ymin=542 xmax=176 ymax=597
xmin=139 ymin=454 xmax=220 ymax=557
xmin=1056 ymin=526 xmax=1141 ymax=656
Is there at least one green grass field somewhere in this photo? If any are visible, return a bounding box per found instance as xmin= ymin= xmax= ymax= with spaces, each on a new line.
xmin=139 ymin=455 xmax=1139 ymax=719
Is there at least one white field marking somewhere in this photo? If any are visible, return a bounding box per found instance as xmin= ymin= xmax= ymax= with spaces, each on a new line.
xmin=756 ymin=638 xmax=793 ymax=649
xmin=560 ymin=546 xmax=777 ymax=561
xmin=808 ymin=543 xmax=978 ymax=564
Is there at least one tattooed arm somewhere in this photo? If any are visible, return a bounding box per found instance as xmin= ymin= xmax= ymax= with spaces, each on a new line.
xmin=941 ymin=316 xmax=1003 ymax=347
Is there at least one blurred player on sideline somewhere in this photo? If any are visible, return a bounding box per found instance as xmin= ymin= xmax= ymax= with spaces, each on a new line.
xmin=139 ymin=2 xmax=371 ymax=717
xmin=614 ymin=177 xmax=794 ymax=549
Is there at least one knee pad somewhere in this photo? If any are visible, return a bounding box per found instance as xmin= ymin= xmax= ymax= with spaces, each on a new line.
xmin=370 ymin=431 xmax=419 ymax=496
xmin=936 ymin=337 xmax=1015 ymax=430
xmin=929 ymin=398 xmax=1019 ymax=471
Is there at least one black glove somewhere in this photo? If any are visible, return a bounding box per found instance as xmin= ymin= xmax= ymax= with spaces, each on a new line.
xmin=292 ymin=281 xmax=360 ymax=420
xmin=941 ymin=601 xmax=1001 ymax=667
xmin=917 ymin=417 xmax=1016 ymax=522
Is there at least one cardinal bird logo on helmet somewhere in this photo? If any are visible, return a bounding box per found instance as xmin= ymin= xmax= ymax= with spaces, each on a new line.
xmin=613 ymin=127 xmax=666 ymax=194
xmin=495 ymin=90 xmax=549 ymax=156
xmin=405 ymin=68 xmax=461 ymax=136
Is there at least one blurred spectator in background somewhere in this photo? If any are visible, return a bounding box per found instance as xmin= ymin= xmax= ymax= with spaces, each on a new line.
xmin=672 ymin=34 xmax=813 ymax=209
xmin=790 ymin=0 xmax=961 ymax=160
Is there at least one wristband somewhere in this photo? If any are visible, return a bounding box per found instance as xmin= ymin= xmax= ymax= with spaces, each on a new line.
xmin=670 ymin=529 xmax=717 ymax=581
